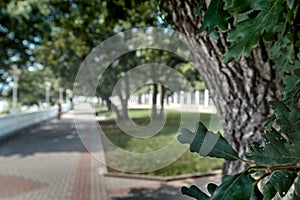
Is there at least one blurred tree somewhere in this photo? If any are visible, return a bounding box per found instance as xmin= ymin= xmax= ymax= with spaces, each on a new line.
xmin=17 ymin=68 xmax=57 ymax=106
xmin=0 ymin=0 xmax=51 ymax=97
xmin=1 ymin=0 xmax=205 ymax=118
xmin=38 ymin=0 xmax=165 ymax=89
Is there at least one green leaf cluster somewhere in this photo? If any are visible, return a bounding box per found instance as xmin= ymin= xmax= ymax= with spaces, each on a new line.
xmin=224 ymin=0 xmax=285 ymax=62
xmin=263 ymin=170 xmax=297 ymax=199
xmin=197 ymin=0 xmax=231 ymax=39
xmin=180 ymin=116 xmax=300 ymax=199
xmin=198 ymin=0 xmax=300 ymax=64
xmin=182 ymin=172 xmax=262 ymax=200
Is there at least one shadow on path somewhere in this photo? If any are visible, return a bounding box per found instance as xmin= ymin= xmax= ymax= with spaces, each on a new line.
xmin=111 ymin=185 xmax=188 ymax=200
xmin=0 ymin=113 xmax=85 ymax=157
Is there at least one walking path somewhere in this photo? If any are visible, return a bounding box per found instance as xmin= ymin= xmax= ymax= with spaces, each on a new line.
xmin=0 ymin=103 xmax=221 ymax=200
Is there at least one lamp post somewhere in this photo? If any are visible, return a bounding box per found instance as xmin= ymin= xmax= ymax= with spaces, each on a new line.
xmin=59 ymin=87 xmax=63 ymax=103
xmin=44 ymin=81 xmax=52 ymax=107
xmin=9 ymin=67 xmax=21 ymax=114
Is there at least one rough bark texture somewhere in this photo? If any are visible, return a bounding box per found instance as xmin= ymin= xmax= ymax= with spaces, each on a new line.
xmin=166 ymin=0 xmax=281 ymax=174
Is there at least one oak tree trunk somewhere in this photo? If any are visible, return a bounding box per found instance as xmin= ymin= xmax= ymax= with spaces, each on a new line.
xmin=166 ymin=0 xmax=281 ymax=175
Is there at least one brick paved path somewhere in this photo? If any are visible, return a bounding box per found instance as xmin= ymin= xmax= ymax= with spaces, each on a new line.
xmin=0 ymin=103 xmax=221 ymax=200
xmin=0 ymin=110 xmax=106 ymax=200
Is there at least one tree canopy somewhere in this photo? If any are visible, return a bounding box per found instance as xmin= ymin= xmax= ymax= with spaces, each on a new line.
xmin=0 ymin=0 xmax=175 ymax=106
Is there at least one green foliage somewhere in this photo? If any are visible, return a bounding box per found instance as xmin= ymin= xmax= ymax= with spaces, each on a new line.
xmin=178 ymin=123 xmax=239 ymax=161
xmin=245 ymin=128 xmax=300 ymax=165
xmin=197 ymin=0 xmax=300 ymax=64
xmin=0 ymin=0 xmax=163 ymax=91
xmin=182 ymin=185 xmax=210 ymax=200
xmin=281 ymin=62 xmax=300 ymax=106
xmin=197 ymin=0 xmax=230 ymax=39
xmin=182 ymin=0 xmax=300 ymax=199
xmin=17 ymin=68 xmax=58 ymax=105
xmin=182 ymin=172 xmax=261 ymax=200
xmin=0 ymin=0 xmax=51 ymax=70
xmin=224 ymin=0 xmax=285 ymax=62
xmin=180 ymin=115 xmax=300 ymax=199
xmin=263 ymin=170 xmax=297 ymax=199
xmin=270 ymin=101 xmax=300 ymax=141
xmin=210 ymin=173 xmax=257 ymax=200
xmin=223 ymin=0 xmax=252 ymax=14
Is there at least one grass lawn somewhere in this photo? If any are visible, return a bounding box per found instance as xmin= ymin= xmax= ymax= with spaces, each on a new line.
xmin=97 ymin=106 xmax=224 ymax=176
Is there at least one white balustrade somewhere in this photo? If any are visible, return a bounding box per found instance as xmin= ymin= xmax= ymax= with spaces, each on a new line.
xmin=187 ymin=92 xmax=192 ymax=105
xmin=0 ymin=104 xmax=71 ymax=140
xmin=125 ymin=89 xmax=216 ymax=113
xmin=204 ymin=89 xmax=209 ymax=106
xmin=195 ymin=91 xmax=200 ymax=105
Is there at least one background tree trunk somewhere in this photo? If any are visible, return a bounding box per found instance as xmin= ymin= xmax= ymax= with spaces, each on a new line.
xmin=160 ymin=85 xmax=166 ymax=118
xmin=152 ymin=83 xmax=158 ymax=119
xmin=166 ymin=0 xmax=281 ymax=174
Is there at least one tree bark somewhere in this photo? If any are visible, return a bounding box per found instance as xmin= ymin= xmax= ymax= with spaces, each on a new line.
xmin=166 ymin=0 xmax=281 ymax=175
xmin=160 ymin=85 xmax=166 ymax=118
xmin=116 ymin=86 xmax=129 ymax=120
xmin=152 ymin=83 xmax=158 ymax=119
xmin=160 ymin=85 xmax=166 ymax=108
xmin=96 ymin=89 xmax=123 ymax=119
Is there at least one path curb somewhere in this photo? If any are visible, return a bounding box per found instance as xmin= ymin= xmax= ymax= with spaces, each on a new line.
xmin=103 ymin=170 xmax=222 ymax=182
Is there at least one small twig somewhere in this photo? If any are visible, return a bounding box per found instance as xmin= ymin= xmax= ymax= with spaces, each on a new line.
xmin=253 ymin=172 xmax=271 ymax=185
xmin=247 ymin=163 xmax=300 ymax=175
xmin=239 ymin=158 xmax=254 ymax=165
xmin=247 ymin=165 xmax=267 ymax=172
xmin=269 ymin=163 xmax=300 ymax=172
